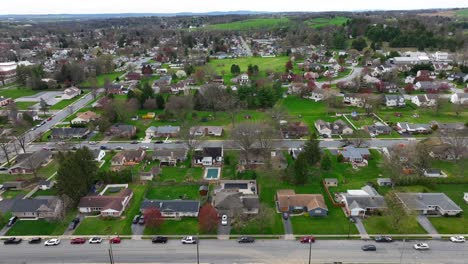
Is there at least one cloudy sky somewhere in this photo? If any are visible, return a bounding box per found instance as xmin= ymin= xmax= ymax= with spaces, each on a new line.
xmin=0 ymin=0 xmax=466 ymax=14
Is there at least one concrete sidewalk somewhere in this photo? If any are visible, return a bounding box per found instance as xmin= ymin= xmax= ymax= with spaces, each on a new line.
xmin=417 ymin=215 xmax=441 ymax=239
xmin=354 ymin=218 xmax=370 ymax=240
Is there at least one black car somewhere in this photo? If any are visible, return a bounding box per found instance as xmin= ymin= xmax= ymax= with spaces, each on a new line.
xmin=131 ymin=141 xmax=138 ymax=144
xmin=7 ymin=216 xmax=17 ymax=227
xmin=152 ymin=236 xmax=168 ymax=243
xmin=361 ymin=245 xmax=377 ymax=251
xmin=28 ymin=237 xmax=42 ymax=244
xmin=375 ymin=236 xmax=393 ymax=242
xmin=132 ymin=215 xmax=140 ymax=224
xmin=138 ymin=216 xmax=145 ymax=225
xmin=154 ymin=141 xmax=163 ymax=144
xmin=282 ymin=212 xmax=289 ymax=220
xmin=238 ymin=237 xmax=255 ymax=243
xmin=100 ymin=146 xmax=108 ymax=150
xmin=68 ymin=217 xmax=80 ymax=230
xmin=4 ymin=237 xmax=22 ymax=245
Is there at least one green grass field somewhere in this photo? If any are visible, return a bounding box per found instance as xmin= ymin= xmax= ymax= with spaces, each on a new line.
xmin=428 ymin=184 xmax=468 ymax=234
xmin=146 ymin=184 xmax=201 ymax=200
xmin=73 ymin=184 xmax=147 ymax=235
xmin=208 ymin=17 xmax=290 ymax=31
xmin=6 ymin=211 xmax=77 ymax=236
xmin=14 ymin=101 xmax=37 ymax=110
xmin=363 ymin=216 xmax=426 ymax=235
xmin=291 ymin=211 xmax=358 ymax=235
xmin=306 ymin=16 xmax=349 ymax=28
xmin=230 ymin=213 xmax=284 ymax=235
xmin=455 ymin=9 xmax=468 ymax=17
xmin=144 ymin=218 xmax=200 ymax=235
xmin=80 ymin=72 xmax=124 ymax=88
xmin=0 ymin=87 xmax=38 ymax=99
xmin=49 ymin=93 xmax=86 ymax=110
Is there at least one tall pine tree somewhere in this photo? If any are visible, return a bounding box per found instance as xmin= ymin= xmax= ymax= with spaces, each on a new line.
xmin=302 ymin=133 xmax=321 ymax=166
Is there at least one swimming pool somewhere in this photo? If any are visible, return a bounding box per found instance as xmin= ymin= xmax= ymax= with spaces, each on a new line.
xmin=204 ymin=167 xmax=221 ymax=180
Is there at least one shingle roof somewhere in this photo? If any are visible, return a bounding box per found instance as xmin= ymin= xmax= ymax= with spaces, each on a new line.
xmin=11 ymin=149 xmax=51 ymax=170
xmin=140 ymin=200 xmax=200 ymax=214
xmin=276 ymin=190 xmax=328 ymax=211
xmin=396 ymin=193 xmax=462 ymax=212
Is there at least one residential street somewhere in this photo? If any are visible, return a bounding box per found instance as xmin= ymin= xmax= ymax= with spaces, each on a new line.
xmin=0 ymin=239 xmax=467 ymax=263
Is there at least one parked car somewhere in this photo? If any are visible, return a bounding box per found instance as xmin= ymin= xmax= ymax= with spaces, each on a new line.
xmin=154 ymin=141 xmax=163 ymax=144
xmin=282 ymin=212 xmax=289 ymax=220
xmin=181 ymin=236 xmax=197 ymax=244
xmin=238 ymin=237 xmax=255 ymax=243
xmin=68 ymin=217 xmax=80 ymax=230
xmin=131 ymin=141 xmax=138 ymax=144
xmin=132 ymin=215 xmax=141 ymax=224
xmin=348 ymin=216 xmax=356 ymax=223
xmin=361 ymin=244 xmax=377 ymax=251
xmin=89 ymin=237 xmax=103 ymax=244
xmin=89 ymin=141 xmax=97 ymax=145
xmin=47 ymin=117 xmax=52 ymax=121
xmin=0 ymin=167 xmax=8 ymax=171
xmin=152 ymin=236 xmax=168 ymax=244
xmin=375 ymin=236 xmax=393 ymax=242
xmin=4 ymin=237 xmax=22 ymax=245
xmin=44 ymin=239 xmax=61 ymax=246
xmin=413 ymin=243 xmax=430 ymax=250
xmin=450 ymin=236 xmax=465 ymax=243
xmin=7 ymin=216 xmax=17 ymax=227
xmin=299 ymin=236 xmax=315 ymax=243
xmin=138 ymin=216 xmax=145 ymax=225
xmin=110 ymin=237 xmax=121 ymax=244
xmin=100 ymin=146 xmax=108 ymax=150
xmin=28 ymin=237 xmax=42 ymax=244
xmin=70 ymin=238 xmax=86 ymax=244
xmin=221 ymin=214 xmax=228 ymax=226
xmin=115 ymin=146 xmax=123 ymax=150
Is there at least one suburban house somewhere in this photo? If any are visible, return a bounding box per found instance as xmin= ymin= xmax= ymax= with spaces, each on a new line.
xmin=238 ymin=150 xmax=287 ymax=170
xmin=111 ymin=149 xmax=146 ymax=166
xmin=396 ymin=122 xmax=432 ymax=134
xmin=62 ymin=87 xmax=81 ymax=100
xmin=340 ymin=185 xmax=387 ymax=217
xmin=50 ymin=127 xmax=90 ymax=139
xmin=364 ymin=122 xmax=392 ymax=136
xmin=435 ymin=122 xmax=466 ymax=134
xmin=423 ymin=169 xmax=447 ymax=178
xmin=78 ymin=187 xmax=133 ymax=217
xmin=384 ymin=94 xmax=406 ymax=107
xmin=0 ymin=96 xmax=13 ymax=107
xmin=343 ymin=94 xmax=364 ymax=107
xmin=105 ymin=83 xmax=125 ymax=95
xmin=380 ymin=82 xmax=399 ymax=93
xmin=154 ymin=126 xmax=180 ymax=138
xmin=9 ymin=149 xmax=53 ymax=174
xmin=315 ymin=119 xmax=353 ymax=137
xmin=71 ymin=111 xmax=100 ymax=124
xmin=411 ymin=94 xmax=438 ymax=107
xmin=152 ymin=148 xmax=188 ymax=166
xmin=0 ymin=181 xmax=26 ymax=190
xmin=213 ymin=180 xmax=260 ymax=216
xmin=338 ymin=147 xmax=371 ymax=164
xmin=92 ymin=149 xmax=106 ymax=162
xmin=276 ymin=190 xmax=328 ymax=217
xmin=140 ymin=200 xmax=200 ymax=218
xmin=450 ymin=93 xmax=468 ymax=104
xmin=395 ymin=193 xmax=463 ymax=216
xmin=126 ymin=72 xmax=141 ymax=81
xmin=10 ymin=197 xmax=62 ymax=219
xmin=281 ymin=122 xmax=309 ymax=139
xmin=107 ymin=124 xmax=137 ymax=139
xmin=193 ymin=147 xmax=223 ymax=167
xmin=415 ymin=81 xmax=447 ymax=92
xmin=189 ymin=126 xmax=223 ymax=137
xmin=308 ymin=87 xmax=325 ymax=102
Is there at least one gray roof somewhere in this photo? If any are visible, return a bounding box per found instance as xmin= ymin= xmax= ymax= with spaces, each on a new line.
xmin=341 ymin=147 xmax=370 ymax=160
xmin=51 ymin=127 xmax=88 ymax=138
xmin=396 ymin=193 xmax=462 ymax=212
xmin=10 ymin=197 xmax=59 ymax=213
xmin=11 ymin=149 xmax=52 ymax=170
xmin=213 ymin=191 xmax=259 ymax=211
xmin=152 ymin=148 xmax=187 ymax=160
xmin=377 ymin=178 xmax=392 ymax=184
xmin=155 ymin=126 xmax=180 ymax=134
xmin=344 ymin=195 xmax=387 ymax=210
xmin=140 ymin=200 xmax=200 ymax=214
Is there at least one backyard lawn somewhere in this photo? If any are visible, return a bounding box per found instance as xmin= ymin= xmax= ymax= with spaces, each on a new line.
xmin=146 ymin=184 xmax=201 ymax=200
xmin=158 ymin=166 xmax=204 ymax=183
xmin=429 ymin=184 xmax=468 ymax=234
xmin=14 ymin=101 xmax=37 ymax=110
xmin=0 ymin=87 xmax=38 ymax=99
xmin=80 ymin=72 xmax=124 ymax=88
xmin=6 ymin=210 xmax=77 ymax=236
xmin=144 ymin=218 xmax=200 ymax=235
xmin=73 ymin=184 xmax=147 ymax=235
xmin=230 ymin=213 xmax=284 ymax=235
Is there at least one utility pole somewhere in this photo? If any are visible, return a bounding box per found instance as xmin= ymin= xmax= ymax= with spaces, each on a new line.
xmin=196 ymin=235 xmax=200 ymax=264
xmin=109 ymin=235 xmax=114 ymax=264
xmin=399 ymin=238 xmax=405 ymax=264
xmin=308 ymin=237 xmax=312 ymax=264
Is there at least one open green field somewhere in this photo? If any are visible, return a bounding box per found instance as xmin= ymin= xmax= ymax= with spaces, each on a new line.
xmin=6 ymin=210 xmax=77 ymax=236
xmin=73 ymin=184 xmax=147 ymax=235
xmin=363 ymin=216 xmax=426 ymax=235
xmin=231 ymin=213 xmax=284 ymax=235
xmin=144 ymin=218 xmax=200 ymax=235
xmin=428 ymin=184 xmax=468 ymax=234
xmin=158 ymin=166 xmax=204 ymax=183
xmin=14 ymin=101 xmax=37 ymax=110
xmin=0 ymin=87 xmax=38 ymax=99
xmin=146 ymin=184 xmax=201 ymax=200
xmin=207 ymin=17 xmax=290 ymax=31
xmin=209 ymin=56 xmax=289 ymax=76
xmin=50 ymin=93 xmax=87 ymax=110
xmin=306 ymin=16 xmax=349 ymax=28
xmin=456 ymin=9 xmax=468 ymax=17
xmin=80 ymin=72 xmax=124 ymax=88
xmin=291 ymin=208 xmax=358 ymax=235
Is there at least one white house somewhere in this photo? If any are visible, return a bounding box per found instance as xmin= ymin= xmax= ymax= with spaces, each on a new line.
xmin=93 ymin=149 xmax=106 ymax=162
xmin=308 ymin=88 xmax=324 ymax=102
xmin=343 ymin=94 xmax=364 ymax=107
xmin=450 ymin=93 xmax=468 ymax=105
xmin=384 ymin=95 xmax=405 ymax=107
xmin=411 ymin=94 xmax=438 ymax=107
xmin=62 ymin=87 xmax=81 ymax=100
xmin=434 ymin=51 xmax=449 ymax=61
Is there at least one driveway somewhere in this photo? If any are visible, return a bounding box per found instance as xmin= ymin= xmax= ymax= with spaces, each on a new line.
xmin=62 ymin=214 xmax=84 ymax=236
xmin=417 ymin=215 xmax=441 ymax=239
xmin=131 ymin=222 xmax=145 ymax=236
xmin=354 ymin=217 xmax=370 ymax=240
xmin=282 ymin=215 xmax=293 ymax=237
xmin=217 ymin=212 xmax=231 ymax=239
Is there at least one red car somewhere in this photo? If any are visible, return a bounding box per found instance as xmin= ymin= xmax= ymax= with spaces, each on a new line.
xmin=109 ymin=237 xmax=121 ymax=244
xmin=70 ymin=238 xmax=86 ymax=244
xmin=47 ymin=117 xmax=52 ymax=121
xmin=300 ymin=236 xmax=316 ymax=243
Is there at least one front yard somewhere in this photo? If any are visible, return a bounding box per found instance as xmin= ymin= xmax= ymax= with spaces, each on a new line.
xmin=291 ymin=207 xmax=358 ymax=235
xmin=362 ymin=216 xmax=426 ymax=235
xmin=73 ymin=184 xmax=147 ymax=235
xmin=144 ymin=218 xmax=200 ymax=235
xmin=6 ymin=210 xmax=77 ymax=236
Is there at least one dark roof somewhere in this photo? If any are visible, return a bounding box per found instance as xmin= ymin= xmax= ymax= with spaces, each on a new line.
xmin=11 ymin=197 xmax=59 ymax=213
xmin=194 ymin=147 xmax=222 ymax=159
xmin=140 ymin=200 xmax=200 ymax=214
xmin=51 ymin=127 xmax=89 ymax=138
xmin=11 ymin=149 xmax=52 ymax=170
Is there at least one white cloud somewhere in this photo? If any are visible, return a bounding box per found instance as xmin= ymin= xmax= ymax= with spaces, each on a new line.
xmin=0 ymin=0 xmax=466 ymax=14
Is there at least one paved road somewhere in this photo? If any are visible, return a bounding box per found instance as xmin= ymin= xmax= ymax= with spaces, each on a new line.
xmin=238 ymin=36 xmax=253 ymax=57
xmin=0 ymin=239 xmax=467 ymax=263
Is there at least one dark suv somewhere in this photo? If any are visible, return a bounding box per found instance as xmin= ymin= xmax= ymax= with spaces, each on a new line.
xmin=152 ymin=236 xmax=168 ymax=243
xmin=4 ymin=237 xmax=22 ymax=245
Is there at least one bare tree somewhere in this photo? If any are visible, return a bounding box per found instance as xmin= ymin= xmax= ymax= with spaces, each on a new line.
xmin=15 ymin=134 xmax=27 ymax=153
xmin=231 ymin=122 xmax=275 ymax=166
xmin=439 ymin=129 xmax=468 ymax=177
xmin=39 ymin=98 xmax=49 ymax=116
xmin=179 ymin=122 xmax=203 ymax=154
xmin=384 ymin=191 xmax=413 ymax=233
xmin=165 ymin=95 xmax=194 ymax=120
xmin=0 ymin=139 xmax=11 ymax=166
xmin=267 ymin=105 xmax=289 ymax=129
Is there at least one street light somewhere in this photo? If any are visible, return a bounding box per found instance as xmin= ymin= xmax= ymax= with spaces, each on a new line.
xmin=196 ymin=233 xmax=200 ymax=264
xmin=308 ymin=235 xmax=312 ymax=264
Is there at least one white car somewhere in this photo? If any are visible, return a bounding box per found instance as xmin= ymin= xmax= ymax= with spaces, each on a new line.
xmin=89 ymin=141 xmax=97 ymax=145
xmin=181 ymin=236 xmax=197 ymax=244
xmin=221 ymin=215 xmax=228 ymax=226
xmin=44 ymin=239 xmax=60 ymax=246
xmin=450 ymin=236 xmax=465 ymax=243
xmin=89 ymin=237 xmax=103 ymax=244
xmin=413 ymin=243 xmax=430 ymax=250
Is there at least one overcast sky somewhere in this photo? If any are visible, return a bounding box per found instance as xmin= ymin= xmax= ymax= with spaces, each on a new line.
xmin=0 ymin=0 xmax=466 ymax=15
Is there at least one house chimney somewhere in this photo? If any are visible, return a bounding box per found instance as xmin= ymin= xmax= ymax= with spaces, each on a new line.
xmin=418 ymin=193 xmax=423 ymax=200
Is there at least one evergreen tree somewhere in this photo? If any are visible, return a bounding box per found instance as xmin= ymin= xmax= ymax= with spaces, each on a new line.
xmin=294 ymin=153 xmax=309 ymax=185
xmin=302 ymin=133 xmax=321 ymax=166
xmin=156 ymin=94 xmax=165 ymax=110
xmin=320 ymin=153 xmax=332 ymax=171
xmin=56 ymin=148 xmax=98 ymax=205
